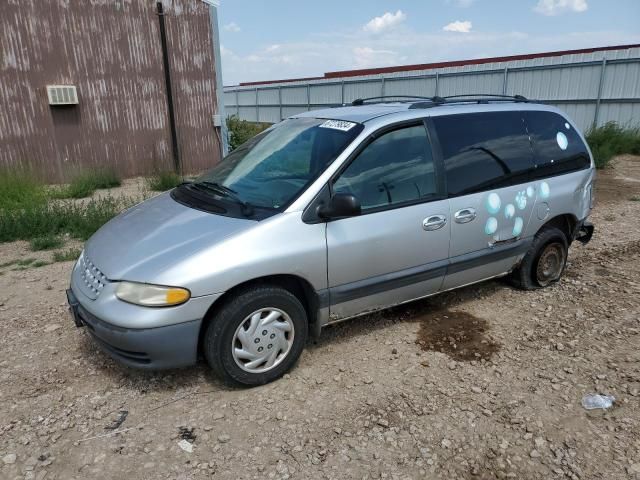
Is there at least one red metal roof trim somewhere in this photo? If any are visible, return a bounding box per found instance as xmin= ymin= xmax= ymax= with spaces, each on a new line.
xmin=226 ymin=44 xmax=640 ymax=88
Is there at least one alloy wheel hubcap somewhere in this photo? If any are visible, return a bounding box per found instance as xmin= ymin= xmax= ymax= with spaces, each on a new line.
xmin=536 ymin=242 xmax=565 ymax=287
xmin=231 ymin=308 xmax=294 ymax=373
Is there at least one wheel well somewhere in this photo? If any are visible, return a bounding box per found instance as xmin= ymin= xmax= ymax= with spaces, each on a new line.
xmin=197 ymin=275 xmax=319 ymax=354
xmin=540 ymin=214 xmax=577 ymax=243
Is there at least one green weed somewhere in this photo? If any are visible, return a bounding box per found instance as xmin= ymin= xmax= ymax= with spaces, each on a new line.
xmin=586 ymin=122 xmax=640 ymax=169
xmin=146 ymin=170 xmax=182 ymax=191
xmin=29 ymin=234 xmax=64 ymax=251
xmin=53 ymin=248 xmax=82 ymax=263
xmin=51 ymin=168 xmax=122 ymax=199
xmin=0 ymin=168 xmax=46 ymax=211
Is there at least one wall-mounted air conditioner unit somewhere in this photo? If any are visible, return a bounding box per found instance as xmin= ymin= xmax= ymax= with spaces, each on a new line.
xmin=47 ymin=85 xmax=79 ymax=106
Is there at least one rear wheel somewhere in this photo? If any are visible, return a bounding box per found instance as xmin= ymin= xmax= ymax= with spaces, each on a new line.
xmin=510 ymin=227 xmax=568 ymax=290
xmin=203 ymin=286 xmax=308 ymax=386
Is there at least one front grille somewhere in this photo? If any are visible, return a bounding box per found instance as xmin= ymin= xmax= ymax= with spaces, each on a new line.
xmin=80 ymin=254 xmax=107 ymax=299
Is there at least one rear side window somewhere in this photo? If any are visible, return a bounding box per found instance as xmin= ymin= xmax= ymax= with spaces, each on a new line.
xmin=432 ymin=112 xmax=534 ymax=197
xmin=523 ymin=111 xmax=590 ymax=178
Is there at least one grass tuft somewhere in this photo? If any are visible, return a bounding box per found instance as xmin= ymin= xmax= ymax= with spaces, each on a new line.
xmin=52 ymin=168 xmax=121 ymax=199
xmin=53 ymin=248 xmax=82 ymax=263
xmin=29 ymin=234 xmax=64 ymax=251
xmin=146 ymin=170 xmax=182 ymax=191
xmin=0 ymin=168 xmax=46 ymax=211
xmin=586 ymin=122 xmax=640 ymax=169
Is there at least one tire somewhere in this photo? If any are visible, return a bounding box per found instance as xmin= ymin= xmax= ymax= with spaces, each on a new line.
xmin=203 ymin=285 xmax=308 ymax=386
xmin=509 ymin=227 xmax=568 ymax=290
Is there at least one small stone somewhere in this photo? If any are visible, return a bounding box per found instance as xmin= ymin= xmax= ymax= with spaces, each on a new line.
xmin=534 ymin=437 xmax=546 ymax=449
xmin=529 ymin=449 xmax=541 ymax=458
xmin=448 ymin=362 xmax=457 ymax=370
xmin=212 ymin=412 xmax=225 ymax=421
xmin=441 ymin=439 xmax=452 ymax=449
xmin=377 ymin=418 xmax=389 ymax=428
xmin=391 ymin=348 xmax=398 ymax=355
xmin=178 ymin=439 xmax=193 ymax=453
xmin=217 ymin=434 xmax=230 ymax=443
xmin=44 ymin=324 xmax=62 ymax=333
xmin=471 ymin=386 xmax=482 ymax=394
xmin=3 ymin=453 xmax=16 ymax=465
xmin=363 ymin=377 xmax=373 ymax=384
xmin=556 ymin=343 xmax=564 ymax=351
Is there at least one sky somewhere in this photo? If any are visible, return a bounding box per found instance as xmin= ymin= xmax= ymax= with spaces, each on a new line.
xmin=218 ymin=0 xmax=640 ymax=86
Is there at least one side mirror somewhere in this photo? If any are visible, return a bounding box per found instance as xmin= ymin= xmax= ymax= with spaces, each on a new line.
xmin=317 ymin=193 xmax=361 ymax=220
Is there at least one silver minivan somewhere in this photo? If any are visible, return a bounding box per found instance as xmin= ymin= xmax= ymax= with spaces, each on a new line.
xmin=67 ymin=95 xmax=595 ymax=386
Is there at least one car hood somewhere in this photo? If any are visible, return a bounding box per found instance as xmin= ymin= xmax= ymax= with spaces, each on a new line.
xmin=84 ymin=192 xmax=255 ymax=281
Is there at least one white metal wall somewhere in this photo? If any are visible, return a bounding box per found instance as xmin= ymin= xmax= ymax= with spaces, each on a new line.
xmin=224 ymin=46 xmax=640 ymax=132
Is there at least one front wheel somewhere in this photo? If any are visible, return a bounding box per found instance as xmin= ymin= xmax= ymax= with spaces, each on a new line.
xmin=510 ymin=227 xmax=568 ymax=290
xmin=203 ymin=286 xmax=308 ymax=386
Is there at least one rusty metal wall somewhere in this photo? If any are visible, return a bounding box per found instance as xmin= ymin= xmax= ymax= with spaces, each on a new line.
xmin=0 ymin=0 xmax=221 ymax=182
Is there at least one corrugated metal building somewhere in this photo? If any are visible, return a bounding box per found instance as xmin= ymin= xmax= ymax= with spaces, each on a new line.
xmin=224 ymin=44 xmax=640 ymax=133
xmin=0 ymin=0 xmax=224 ymax=182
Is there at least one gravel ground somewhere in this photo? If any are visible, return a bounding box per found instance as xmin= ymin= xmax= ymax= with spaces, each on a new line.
xmin=1 ymin=157 xmax=639 ymax=480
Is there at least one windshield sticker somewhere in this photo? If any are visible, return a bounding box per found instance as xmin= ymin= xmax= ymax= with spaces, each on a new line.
xmin=319 ymin=120 xmax=357 ymax=132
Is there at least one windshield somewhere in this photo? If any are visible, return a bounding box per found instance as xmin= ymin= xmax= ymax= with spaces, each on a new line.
xmin=196 ymin=118 xmax=363 ymax=209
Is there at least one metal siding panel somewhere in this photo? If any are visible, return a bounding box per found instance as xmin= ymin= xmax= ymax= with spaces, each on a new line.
xmin=602 ymin=62 xmax=640 ymax=98
xmin=282 ymin=106 xmax=308 ymax=118
xmin=344 ymin=81 xmax=382 ymax=103
xmin=281 ymin=86 xmax=308 ymax=105
xmin=224 ymin=91 xmax=237 ymax=105
xmin=237 ymin=90 xmax=256 ymax=106
xmin=238 ymin=106 xmax=257 ymax=122
xmin=598 ymin=103 xmax=640 ymax=128
xmin=384 ymin=77 xmax=436 ymax=97
xmin=257 ymin=88 xmax=279 ymax=105
xmin=257 ymin=106 xmax=280 ymax=123
xmin=310 ymin=84 xmax=342 ymax=105
xmin=438 ymin=72 xmax=503 ymax=96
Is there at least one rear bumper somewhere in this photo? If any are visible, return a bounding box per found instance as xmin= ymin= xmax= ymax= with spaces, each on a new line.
xmin=574 ymin=220 xmax=594 ymax=245
xmin=67 ymin=289 xmax=201 ymax=369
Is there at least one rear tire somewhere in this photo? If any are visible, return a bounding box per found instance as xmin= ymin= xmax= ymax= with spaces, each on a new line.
xmin=203 ymin=285 xmax=308 ymax=387
xmin=509 ymin=227 xmax=568 ymax=290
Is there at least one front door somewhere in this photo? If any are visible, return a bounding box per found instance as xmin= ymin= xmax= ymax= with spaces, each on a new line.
xmin=326 ymin=122 xmax=450 ymax=320
xmin=428 ymin=111 xmax=537 ymax=290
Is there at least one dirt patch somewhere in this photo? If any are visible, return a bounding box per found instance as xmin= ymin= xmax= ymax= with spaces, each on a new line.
xmin=595 ymin=154 xmax=640 ymax=204
xmin=415 ymin=309 xmax=500 ymax=361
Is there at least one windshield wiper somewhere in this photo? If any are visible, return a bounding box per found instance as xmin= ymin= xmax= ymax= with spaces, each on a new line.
xmin=194 ymin=181 xmax=255 ymax=217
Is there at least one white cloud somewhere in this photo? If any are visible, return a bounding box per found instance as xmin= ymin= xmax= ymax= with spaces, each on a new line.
xmin=534 ymin=0 xmax=588 ymax=16
xmin=363 ymin=10 xmax=406 ymax=33
xmin=224 ymin=22 xmax=241 ymax=32
xmin=443 ymin=20 xmax=473 ymax=33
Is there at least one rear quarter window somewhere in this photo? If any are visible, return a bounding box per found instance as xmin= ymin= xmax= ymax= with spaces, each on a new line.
xmin=523 ymin=111 xmax=591 ymax=178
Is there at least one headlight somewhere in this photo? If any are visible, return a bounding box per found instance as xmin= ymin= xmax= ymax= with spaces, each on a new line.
xmin=115 ymin=281 xmax=190 ymax=307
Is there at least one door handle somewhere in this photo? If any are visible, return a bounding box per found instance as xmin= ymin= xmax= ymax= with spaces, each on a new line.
xmin=454 ymin=208 xmax=477 ymax=224
xmin=423 ymin=215 xmax=447 ymax=231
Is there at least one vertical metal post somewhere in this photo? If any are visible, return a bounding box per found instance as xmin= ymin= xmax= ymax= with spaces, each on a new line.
xmin=278 ymin=86 xmax=283 ymax=121
xmin=206 ymin=0 xmax=228 ymax=156
xmin=381 ymin=76 xmax=385 ymax=96
xmin=593 ymin=58 xmax=607 ymax=129
xmin=307 ymin=83 xmax=311 ymax=111
xmin=156 ymin=1 xmax=181 ymax=174
xmin=255 ymin=88 xmax=259 ymax=122
xmin=235 ymin=90 xmax=239 ymax=117
xmin=434 ymin=72 xmax=439 ymax=96
xmin=341 ymin=80 xmax=345 ymax=105
xmin=502 ymin=67 xmax=509 ymax=95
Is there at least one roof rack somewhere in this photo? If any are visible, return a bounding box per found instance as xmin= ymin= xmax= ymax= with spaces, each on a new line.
xmin=351 ymin=95 xmax=434 ymax=106
xmin=350 ymin=93 xmax=531 ymax=108
xmin=409 ymin=94 xmax=530 ymax=109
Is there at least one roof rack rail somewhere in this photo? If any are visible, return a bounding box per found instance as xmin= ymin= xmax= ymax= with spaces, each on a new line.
xmin=351 ymin=95 xmax=435 ymax=106
xmin=408 ymin=94 xmax=531 ymax=109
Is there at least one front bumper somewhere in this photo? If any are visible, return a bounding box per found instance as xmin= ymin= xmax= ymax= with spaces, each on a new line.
xmin=67 ymin=288 xmax=201 ymax=369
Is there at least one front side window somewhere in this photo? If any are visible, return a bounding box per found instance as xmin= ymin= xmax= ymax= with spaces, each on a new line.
xmin=333 ymin=124 xmax=437 ymax=211
xmin=195 ymin=118 xmax=363 ymax=210
xmin=524 ymin=111 xmax=590 ymax=178
xmin=432 ymin=111 xmax=535 ymax=197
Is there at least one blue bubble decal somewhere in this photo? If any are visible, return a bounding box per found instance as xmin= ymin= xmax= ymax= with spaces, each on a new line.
xmin=526 ymin=185 xmax=535 ymax=198
xmin=512 ymin=217 xmax=524 ymax=237
xmin=515 ymin=191 xmax=527 ymax=210
xmin=557 ymin=131 xmax=568 ymax=150
xmin=504 ymin=203 xmax=515 ymax=219
xmin=485 ymin=217 xmax=498 ymax=235
xmin=565 ymin=122 xmax=570 ymax=130
xmin=540 ymin=181 xmax=550 ymax=199
xmin=486 ymin=193 xmax=501 ymax=215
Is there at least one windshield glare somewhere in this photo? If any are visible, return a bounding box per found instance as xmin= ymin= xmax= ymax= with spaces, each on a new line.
xmin=197 ymin=118 xmax=363 ymax=209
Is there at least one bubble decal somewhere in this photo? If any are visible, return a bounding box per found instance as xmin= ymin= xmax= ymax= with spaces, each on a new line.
xmin=486 ymin=193 xmax=501 ymax=215
xmin=556 ymin=131 xmax=568 ymax=150
xmin=540 ymin=181 xmax=550 ymax=199
xmin=526 ymin=185 xmax=535 ymax=198
xmin=504 ymin=203 xmax=515 ymax=219
xmin=512 ymin=217 xmax=524 ymax=237
xmin=515 ymin=191 xmax=527 ymax=210
xmin=485 ymin=217 xmax=498 ymax=235
xmin=565 ymin=122 xmax=570 ymax=130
